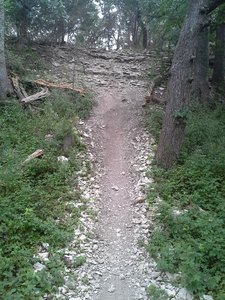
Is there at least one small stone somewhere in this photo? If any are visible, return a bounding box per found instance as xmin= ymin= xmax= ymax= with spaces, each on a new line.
xmin=201 ymin=296 xmax=213 ymax=300
xmin=94 ymin=271 xmax=103 ymax=276
xmin=80 ymin=234 xmax=87 ymax=241
xmin=52 ymin=61 xmax=60 ymax=67
xmin=133 ymin=218 xmax=142 ymax=224
xmin=93 ymin=244 xmax=99 ymax=251
xmin=94 ymin=283 xmax=100 ymax=289
xmin=58 ymin=156 xmax=69 ymax=163
xmin=33 ymin=262 xmax=46 ymax=271
xmin=45 ymin=134 xmax=54 ymax=142
xmin=112 ymin=186 xmax=119 ymax=191
xmin=98 ymin=259 xmax=105 ymax=264
xmin=63 ymin=255 xmax=73 ymax=267
xmin=119 ymin=274 xmax=125 ymax=280
xmin=108 ymin=285 xmax=115 ymax=293
xmin=42 ymin=242 xmax=49 ymax=250
xmin=175 ymin=288 xmax=193 ymax=300
xmin=83 ymin=133 xmax=89 ymax=138
xmin=38 ymin=252 xmax=49 ymax=261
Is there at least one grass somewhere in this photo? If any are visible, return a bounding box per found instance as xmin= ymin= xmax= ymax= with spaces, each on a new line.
xmin=0 ymin=88 xmax=94 ymax=299
xmin=146 ymin=284 xmax=169 ymax=300
xmin=146 ymin=104 xmax=225 ymax=300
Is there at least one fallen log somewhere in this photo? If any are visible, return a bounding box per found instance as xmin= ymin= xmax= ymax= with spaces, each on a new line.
xmin=21 ymin=88 xmax=49 ymax=104
xmin=23 ymin=149 xmax=44 ymax=164
xmin=35 ymin=79 xmax=85 ymax=96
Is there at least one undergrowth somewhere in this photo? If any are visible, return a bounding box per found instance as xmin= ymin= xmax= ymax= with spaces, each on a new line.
xmin=6 ymin=43 xmax=45 ymax=79
xmin=146 ymin=105 xmax=225 ymax=299
xmin=0 ymin=89 xmax=93 ymax=298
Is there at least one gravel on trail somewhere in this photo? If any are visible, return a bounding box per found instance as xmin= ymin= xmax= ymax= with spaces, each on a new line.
xmin=37 ymin=47 xmax=206 ymax=300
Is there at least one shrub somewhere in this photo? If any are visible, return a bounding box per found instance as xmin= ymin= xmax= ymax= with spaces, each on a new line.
xmin=147 ymin=105 xmax=225 ymax=299
xmin=0 ymin=89 xmax=93 ymax=298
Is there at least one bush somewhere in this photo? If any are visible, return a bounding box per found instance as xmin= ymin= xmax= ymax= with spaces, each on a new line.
xmin=147 ymin=105 xmax=225 ymax=299
xmin=0 ymin=90 xmax=93 ymax=298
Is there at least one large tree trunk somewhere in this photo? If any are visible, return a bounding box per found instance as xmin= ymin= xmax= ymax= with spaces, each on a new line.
xmin=0 ymin=0 xmax=9 ymax=100
xmin=156 ymin=0 xmax=211 ymax=169
xmin=212 ymin=23 xmax=225 ymax=85
xmin=156 ymin=0 xmax=225 ymax=169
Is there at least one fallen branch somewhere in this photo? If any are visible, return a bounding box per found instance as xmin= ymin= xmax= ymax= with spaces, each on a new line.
xmin=35 ymin=79 xmax=85 ymax=96
xmin=21 ymin=88 xmax=49 ymax=103
xmin=10 ymin=74 xmax=28 ymax=100
xmin=23 ymin=149 xmax=44 ymax=164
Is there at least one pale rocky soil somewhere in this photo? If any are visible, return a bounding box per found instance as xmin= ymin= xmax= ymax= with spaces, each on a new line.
xmin=36 ymin=46 xmax=210 ymax=300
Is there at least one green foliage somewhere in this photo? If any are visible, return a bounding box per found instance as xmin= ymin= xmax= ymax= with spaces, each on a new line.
xmin=45 ymin=89 xmax=94 ymax=120
xmin=5 ymin=0 xmax=99 ymax=44
xmin=145 ymin=106 xmax=164 ymax=141
xmin=147 ymin=105 xmax=225 ymax=299
xmin=73 ymin=255 xmax=86 ymax=268
xmin=141 ymin=0 xmax=187 ymax=47
xmin=146 ymin=284 xmax=169 ymax=300
xmin=6 ymin=43 xmax=45 ymax=78
xmin=0 ymin=89 xmax=93 ymax=297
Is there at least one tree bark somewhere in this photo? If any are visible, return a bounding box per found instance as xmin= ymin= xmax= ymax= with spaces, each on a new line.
xmin=0 ymin=0 xmax=9 ymax=100
xmin=141 ymin=21 xmax=148 ymax=49
xmin=212 ymin=23 xmax=225 ymax=85
xmin=156 ymin=0 xmax=211 ymax=169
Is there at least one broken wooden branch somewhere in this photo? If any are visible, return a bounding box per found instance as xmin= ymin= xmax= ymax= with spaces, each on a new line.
xmin=23 ymin=149 xmax=44 ymax=164
xmin=34 ymin=79 xmax=85 ymax=96
xmin=10 ymin=73 xmax=28 ymax=100
xmin=10 ymin=73 xmax=48 ymax=110
xmin=21 ymin=88 xmax=49 ymax=103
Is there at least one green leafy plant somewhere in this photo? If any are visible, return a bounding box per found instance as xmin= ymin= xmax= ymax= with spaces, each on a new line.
xmin=146 ymin=104 xmax=225 ymax=299
xmin=146 ymin=284 xmax=169 ymax=300
xmin=73 ymin=256 xmax=86 ymax=268
xmin=0 ymin=85 xmax=93 ymax=298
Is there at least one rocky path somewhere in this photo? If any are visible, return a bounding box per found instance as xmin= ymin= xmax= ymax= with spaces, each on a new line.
xmin=40 ymin=47 xmax=189 ymax=300
xmin=89 ymin=86 xmax=151 ymax=300
xmin=76 ymin=49 xmax=155 ymax=300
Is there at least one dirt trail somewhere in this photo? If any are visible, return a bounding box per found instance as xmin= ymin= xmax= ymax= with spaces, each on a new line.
xmin=43 ymin=47 xmax=165 ymax=299
xmin=78 ymin=50 xmax=154 ymax=299
xmin=90 ymin=87 xmax=146 ymax=299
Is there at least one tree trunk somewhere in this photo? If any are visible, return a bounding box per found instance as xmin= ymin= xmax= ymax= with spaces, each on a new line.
xmin=16 ymin=11 xmax=29 ymax=44
xmin=156 ymin=0 xmax=210 ymax=169
xmin=0 ymin=0 xmax=9 ymax=100
xmin=141 ymin=21 xmax=148 ymax=49
xmin=132 ymin=10 xmax=140 ymax=48
xmin=59 ymin=18 xmax=65 ymax=44
xmin=212 ymin=23 xmax=225 ymax=85
xmin=132 ymin=19 xmax=139 ymax=47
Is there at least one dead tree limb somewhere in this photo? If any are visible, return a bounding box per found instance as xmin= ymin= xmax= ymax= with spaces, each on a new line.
xmin=10 ymin=74 xmax=27 ymax=99
xmin=23 ymin=149 xmax=44 ymax=164
xmin=35 ymin=79 xmax=85 ymax=96
xmin=21 ymin=88 xmax=49 ymax=103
